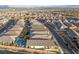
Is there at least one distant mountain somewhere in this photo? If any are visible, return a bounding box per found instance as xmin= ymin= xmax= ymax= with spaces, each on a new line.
xmin=37 ymin=5 xmax=79 ymax=9
xmin=9 ymin=5 xmax=79 ymax=8
xmin=8 ymin=5 xmax=79 ymax=9
xmin=1 ymin=5 xmax=79 ymax=9
xmin=0 ymin=5 xmax=10 ymax=9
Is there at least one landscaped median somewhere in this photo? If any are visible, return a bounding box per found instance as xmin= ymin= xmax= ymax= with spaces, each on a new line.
xmin=15 ymin=28 xmax=29 ymax=48
xmin=15 ymin=20 xmax=31 ymax=48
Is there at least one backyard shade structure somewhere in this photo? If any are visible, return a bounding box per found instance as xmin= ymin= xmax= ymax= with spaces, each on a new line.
xmin=74 ymin=23 xmax=79 ymax=27
xmin=64 ymin=22 xmax=73 ymax=27
xmin=67 ymin=17 xmax=79 ymax=21
xmin=73 ymin=23 xmax=79 ymax=30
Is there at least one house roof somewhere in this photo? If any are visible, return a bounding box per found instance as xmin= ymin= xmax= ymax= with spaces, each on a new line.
xmin=27 ymin=40 xmax=55 ymax=46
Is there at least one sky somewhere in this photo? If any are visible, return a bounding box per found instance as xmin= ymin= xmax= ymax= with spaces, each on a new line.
xmin=0 ymin=0 xmax=79 ymax=59
xmin=0 ymin=0 xmax=79 ymax=5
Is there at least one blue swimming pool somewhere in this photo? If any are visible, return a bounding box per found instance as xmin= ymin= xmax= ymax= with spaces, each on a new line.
xmin=30 ymin=31 xmax=32 ymax=39
xmin=15 ymin=37 xmax=26 ymax=48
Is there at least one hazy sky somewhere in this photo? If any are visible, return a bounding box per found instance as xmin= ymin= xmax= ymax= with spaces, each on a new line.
xmin=9 ymin=5 xmax=49 ymax=7
xmin=0 ymin=0 xmax=79 ymax=5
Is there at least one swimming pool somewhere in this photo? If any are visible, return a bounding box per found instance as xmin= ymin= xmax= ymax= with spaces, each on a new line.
xmin=15 ymin=37 xmax=26 ymax=48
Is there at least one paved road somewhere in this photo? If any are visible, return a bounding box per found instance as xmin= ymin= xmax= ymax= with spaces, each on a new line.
xmin=0 ymin=20 xmax=17 ymax=36
xmin=64 ymin=30 xmax=79 ymax=53
xmin=37 ymin=20 xmax=74 ymax=54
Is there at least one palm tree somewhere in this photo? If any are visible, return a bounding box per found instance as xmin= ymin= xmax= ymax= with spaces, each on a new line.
xmin=11 ymin=41 xmax=14 ymax=46
xmin=1 ymin=41 xmax=3 ymax=45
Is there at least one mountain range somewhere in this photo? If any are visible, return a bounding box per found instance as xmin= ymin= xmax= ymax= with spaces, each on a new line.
xmin=1 ymin=5 xmax=79 ymax=9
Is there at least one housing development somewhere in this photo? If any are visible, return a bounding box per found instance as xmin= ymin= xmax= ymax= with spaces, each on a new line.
xmin=0 ymin=5 xmax=79 ymax=54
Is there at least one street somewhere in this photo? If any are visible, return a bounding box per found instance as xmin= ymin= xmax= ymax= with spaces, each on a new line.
xmin=37 ymin=19 xmax=75 ymax=54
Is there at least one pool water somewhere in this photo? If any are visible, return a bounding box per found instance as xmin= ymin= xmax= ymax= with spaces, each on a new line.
xmin=15 ymin=37 xmax=26 ymax=48
xmin=30 ymin=31 xmax=32 ymax=39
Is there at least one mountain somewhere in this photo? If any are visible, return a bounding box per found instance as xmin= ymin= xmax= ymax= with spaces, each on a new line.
xmin=0 ymin=5 xmax=10 ymax=9
xmin=1 ymin=5 xmax=79 ymax=9
xmin=36 ymin=5 xmax=79 ymax=9
xmin=8 ymin=5 xmax=79 ymax=9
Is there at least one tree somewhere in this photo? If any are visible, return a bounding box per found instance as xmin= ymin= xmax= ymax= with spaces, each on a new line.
xmin=1 ymin=41 xmax=3 ymax=45
xmin=11 ymin=41 xmax=14 ymax=46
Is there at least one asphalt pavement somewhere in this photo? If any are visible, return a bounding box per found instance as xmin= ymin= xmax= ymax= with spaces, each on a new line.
xmin=37 ymin=19 xmax=75 ymax=54
xmin=0 ymin=20 xmax=17 ymax=36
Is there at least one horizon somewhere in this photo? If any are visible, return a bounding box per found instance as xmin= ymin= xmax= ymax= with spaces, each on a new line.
xmin=8 ymin=5 xmax=79 ymax=7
